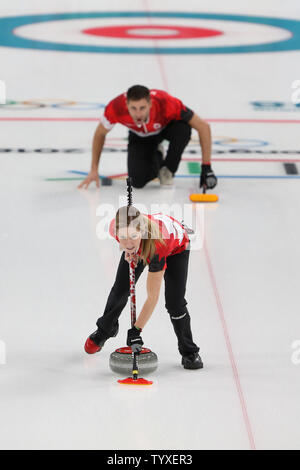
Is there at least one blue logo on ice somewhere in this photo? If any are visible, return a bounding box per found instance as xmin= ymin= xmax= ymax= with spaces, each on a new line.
xmin=0 ymin=12 xmax=300 ymax=54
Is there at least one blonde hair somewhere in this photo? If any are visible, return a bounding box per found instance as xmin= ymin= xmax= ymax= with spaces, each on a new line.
xmin=115 ymin=206 xmax=165 ymax=265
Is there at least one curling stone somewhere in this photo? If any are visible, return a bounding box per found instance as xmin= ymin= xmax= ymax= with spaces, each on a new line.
xmin=109 ymin=347 xmax=158 ymax=375
xmin=101 ymin=177 xmax=113 ymax=186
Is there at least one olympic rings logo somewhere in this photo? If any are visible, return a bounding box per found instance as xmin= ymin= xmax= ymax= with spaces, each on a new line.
xmin=189 ymin=136 xmax=268 ymax=148
xmin=0 ymin=99 xmax=105 ymax=110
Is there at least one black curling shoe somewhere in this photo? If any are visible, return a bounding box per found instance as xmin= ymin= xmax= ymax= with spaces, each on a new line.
xmin=182 ymin=352 xmax=203 ymax=370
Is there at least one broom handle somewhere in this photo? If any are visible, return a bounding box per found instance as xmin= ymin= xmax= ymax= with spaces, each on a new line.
xmin=127 ymin=177 xmax=140 ymax=379
xmin=127 ymin=177 xmax=133 ymax=206
xmin=127 ymin=177 xmax=136 ymax=326
xmin=129 ymin=261 xmax=136 ymax=327
xmin=129 ymin=260 xmax=139 ymax=380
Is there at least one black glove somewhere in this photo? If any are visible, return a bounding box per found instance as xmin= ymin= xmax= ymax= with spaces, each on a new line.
xmin=127 ymin=326 xmax=144 ymax=353
xmin=200 ymin=164 xmax=217 ymax=189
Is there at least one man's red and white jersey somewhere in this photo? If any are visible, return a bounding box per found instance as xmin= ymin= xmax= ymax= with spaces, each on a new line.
xmin=101 ymin=89 xmax=193 ymax=137
xmin=109 ymin=213 xmax=190 ymax=271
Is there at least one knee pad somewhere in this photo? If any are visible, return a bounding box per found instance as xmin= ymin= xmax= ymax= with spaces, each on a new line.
xmin=168 ymin=311 xmax=191 ymax=336
xmin=166 ymin=302 xmax=188 ymax=318
xmin=169 ymin=312 xmax=188 ymax=321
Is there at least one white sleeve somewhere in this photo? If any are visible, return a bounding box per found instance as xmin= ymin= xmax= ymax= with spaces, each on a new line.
xmin=100 ymin=114 xmax=115 ymax=131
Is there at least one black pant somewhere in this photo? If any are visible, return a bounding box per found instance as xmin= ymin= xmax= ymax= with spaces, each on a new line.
xmin=127 ymin=120 xmax=192 ymax=188
xmin=96 ymin=248 xmax=199 ymax=356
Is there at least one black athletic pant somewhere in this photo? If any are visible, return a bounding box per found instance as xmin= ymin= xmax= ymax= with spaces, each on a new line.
xmin=96 ymin=248 xmax=199 ymax=356
xmin=127 ymin=120 xmax=192 ymax=188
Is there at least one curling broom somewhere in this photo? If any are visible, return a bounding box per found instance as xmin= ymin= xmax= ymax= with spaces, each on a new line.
xmin=118 ymin=177 xmax=153 ymax=386
xmin=189 ymin=169 xmax=219 ymax=202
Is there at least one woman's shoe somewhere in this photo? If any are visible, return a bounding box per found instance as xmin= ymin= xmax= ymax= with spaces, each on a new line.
xmin=84 ymin=323 xmax=119 ymax=354
xmin=181 ymin=352 xmax=203 ymax=369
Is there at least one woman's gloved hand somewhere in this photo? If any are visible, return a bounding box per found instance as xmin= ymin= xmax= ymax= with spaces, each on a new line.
xmin=127 ymin=326 xmax=143 ymax=353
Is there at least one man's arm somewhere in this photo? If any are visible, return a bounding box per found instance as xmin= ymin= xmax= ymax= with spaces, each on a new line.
xmin=135 ymin=270 xmax=164 ymax=329
xmin=188 ymin=113 xmax=217 ymax=189
xmin=188 ymin=113 xmax=211 ymax=164
xmin=78 ymin=122 xmax=110 ymax=189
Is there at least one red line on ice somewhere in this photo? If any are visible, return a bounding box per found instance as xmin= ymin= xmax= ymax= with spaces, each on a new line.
xmin=1 ymin=117 xmax=300 ymax=123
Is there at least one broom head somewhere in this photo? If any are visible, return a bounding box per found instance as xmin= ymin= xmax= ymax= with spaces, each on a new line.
xmin=189 ymin=193 xmax=219 ymax=203
xmin=118 ymin=377 xmax=153 ymax=385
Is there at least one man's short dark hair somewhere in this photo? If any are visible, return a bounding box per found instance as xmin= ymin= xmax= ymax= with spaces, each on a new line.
xmin=127 ymin=85 xmax=150 ymax=102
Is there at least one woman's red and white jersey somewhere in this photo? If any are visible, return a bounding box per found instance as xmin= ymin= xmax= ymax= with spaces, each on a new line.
xmin=101 ymin=89 xmax=193 ymax=137
xmin=109 ymin=213 xmax=190 ymax=271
